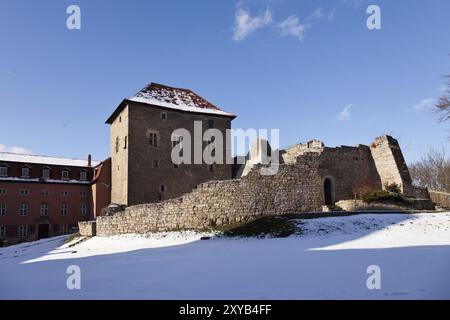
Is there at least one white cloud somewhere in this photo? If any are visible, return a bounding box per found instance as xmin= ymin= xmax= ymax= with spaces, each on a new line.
xmin=0 ymin=144 xmax=33 ymax=154
xmin=278 ymin=15 xmax=306 ymax=41
xmin=233 ymin=7 xmax=273 ymax=41
xmin=413 ymin=98 xmax=434 ymax=111
xmin=337 ymin=104 xmax=353 ymax=121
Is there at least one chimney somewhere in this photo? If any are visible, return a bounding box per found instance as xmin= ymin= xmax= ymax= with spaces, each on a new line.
xmin=88 ymin=154 xmax=92 ymax=167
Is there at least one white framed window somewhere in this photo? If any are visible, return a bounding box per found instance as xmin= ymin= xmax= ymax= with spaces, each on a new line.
xmin=0 ymin=225 xmax=5 ymax=238
xmin=61 ymin=203 xmax=69 ymax=216
xmin=79 ymin=203 xmax=87 ymax=216
xmin=40 ymin=190 xmax=49 ymax=196
xmin=80 ymin=171 xmax=87 ymax=181
xmin=61 ymin=170 xmax=70 ymax=180
xmin=42 ymin=168 xmax=50 ymax=179
xmin=80 ymin=191 xmax=87 ymax=197
xmin=0 ymin=166 xmax=8 ymax=177
xmin=19 ymin=189 xmax=29 ymax=196
xmin=40 ymin=203 xmax=48 ymax=216
xmin=60 ymin=191 xmax=68 ymax=197
xmin=19 ymin=203 xmax=28 ymax=216
xmin=59 ymin=224 xmax=69 ymax=235
xmin=21 ymin=167 xmax=30 ymax=178
xmin=18 ymin=225 xmax=28 ymax=237
xmin=0 ymin=188 xmax=7 ymax=195
xmin=0 ymin=203 xmax=6 ymax=216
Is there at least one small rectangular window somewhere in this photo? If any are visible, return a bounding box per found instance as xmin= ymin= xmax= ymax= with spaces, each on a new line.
xmin=148 ymin=132 xmax=158 ymax=147
xmin=161 ymin=112 xmax=167 ymax=120
xmin=152 ymin=160 xmax=159 ymax=168
xmin=61 ymin=203 xmax=69 ymax=216
xmin=0 ymin=203 xmax=6 ymax=216
xmin=21 ymin=167 xmax=30 ymax=178
xmin=19 ymin=203 xmax=28 ymax=216
xmin=62 ymin=170 xmax=70 ymax=180
xmin=123 ymin=136 xmax=128 ymax=149
xmin=209 ymin=165 xmax=214 ymax=172
xmin=42 ymin=169 xmax=50 ymax=179
xmin=18 ymin=225 xmax=28 ymax=237
xmin=19 ymin=189 xmax=29 ymax=196
xmin=0 ymin=167 xmax=8 ymax=177
xmin=207 ymin=120 xmax=214 ymax=129
xmin=115 ymin=137 xmax=120 ymax=153
xmin=160 ymin=185 xmax=165 ymax=192
xmin=80 ymin=171 xmax=87 ymax=181
xmin=79 ymin=203 xmax=87 ymax=216
xmin=40 ymin=203 xmax=48 ymax=216
xmin=0 ymin=226 xmax=5 ymax=238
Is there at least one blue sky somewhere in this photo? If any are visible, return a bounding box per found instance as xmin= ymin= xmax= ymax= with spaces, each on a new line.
xmin=0 ymin=0 xmax=449 ymax=163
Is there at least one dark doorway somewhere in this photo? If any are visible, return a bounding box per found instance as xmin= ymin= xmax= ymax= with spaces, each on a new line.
xmin=38 ymin=224 xmax=50 ymax=239
xmin=324 ymin=178 xmax=333 ymax=205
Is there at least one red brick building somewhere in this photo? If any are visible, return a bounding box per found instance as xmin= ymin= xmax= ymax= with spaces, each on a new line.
xmin=0 ymin=153 xmax=111 ymax=245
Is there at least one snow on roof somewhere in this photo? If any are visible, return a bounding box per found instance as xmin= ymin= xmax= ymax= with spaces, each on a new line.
xmin=0 ymin=152 xmax=100 ymax=167
xmin=128 ymin=83 xmax=235 ymax=117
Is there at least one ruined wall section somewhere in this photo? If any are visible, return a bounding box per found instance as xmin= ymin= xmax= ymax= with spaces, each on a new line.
xmin=370 ymin=135 xmax=414 ymax=196
xmin=91 ymin=154 xmax=323 ymax=236
xmin=318 ymin=145 xmax=382 ymax=201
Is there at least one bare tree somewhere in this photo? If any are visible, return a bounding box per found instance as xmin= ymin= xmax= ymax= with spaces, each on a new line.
xmin=409 ymin=148 xmax=450 ymax=192
xmin=435 ymin=75 xmax=450 ymax=122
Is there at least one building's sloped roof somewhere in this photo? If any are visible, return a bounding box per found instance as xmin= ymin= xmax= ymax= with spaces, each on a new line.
xmin=106 ymin=83 xmax=235 ymax=123
xmin=0 ymin=152 xmax=100 ymax=167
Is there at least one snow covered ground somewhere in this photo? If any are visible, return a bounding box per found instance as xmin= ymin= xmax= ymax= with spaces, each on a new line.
xmin=1 ymin=212 xmax=450 ymax=299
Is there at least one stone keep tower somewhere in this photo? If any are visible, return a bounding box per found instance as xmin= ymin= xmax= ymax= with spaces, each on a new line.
xmin=106 ymin=83 xmax=236 ymax=206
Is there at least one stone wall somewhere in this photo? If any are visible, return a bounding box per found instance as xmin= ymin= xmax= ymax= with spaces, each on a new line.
xmin=336 ymin=199 xmax=434 ymax=211
xmin=78 ymin=221 xmax=96 ymax=237
xmin=80 ymin=135 xmax=422 ymax=237
xmin=318 ymin=144 xmax=382 ymax=201
xmin=89 ymin=154 xmax=324 ymax=236
xmin=429 ymin=190 xmax=450 ymax=208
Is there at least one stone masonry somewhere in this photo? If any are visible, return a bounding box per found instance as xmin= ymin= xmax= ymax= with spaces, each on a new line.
xmin=79 ymin=135 xmax=425 ymax=237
